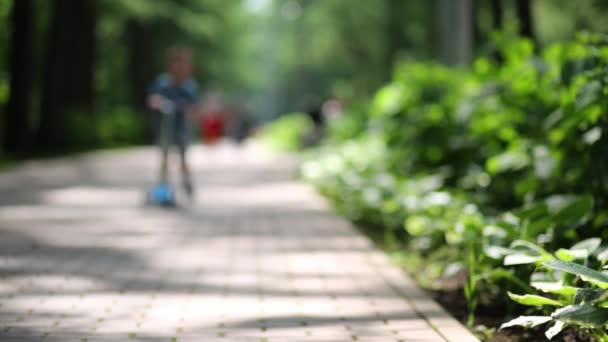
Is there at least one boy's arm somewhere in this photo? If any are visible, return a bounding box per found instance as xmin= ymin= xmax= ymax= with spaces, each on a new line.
xmin=148 ymin=94 xmax=167 ymax=112
xmin=147 ymin=75 xmax=170 ymax=113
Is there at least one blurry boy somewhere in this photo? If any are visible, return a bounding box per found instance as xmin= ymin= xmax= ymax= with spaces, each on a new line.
xmin=147 ymin=46 xmax=199 ymax=199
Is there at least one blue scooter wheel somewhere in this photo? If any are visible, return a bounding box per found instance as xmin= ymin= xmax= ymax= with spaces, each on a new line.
xmin=149 ymin=183 xmax=177 ymax=207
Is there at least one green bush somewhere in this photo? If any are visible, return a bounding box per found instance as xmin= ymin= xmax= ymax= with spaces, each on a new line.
xmin=303 ymin=32 xmax=608 ymax=339
xmin=61 ymin=107 xmax=145 ymax=149
xmin=257 ymin=112 xmax=314 ymax=152
xmin=62 ymin=110 xmax=100 ymax=149
xmin=0 ymin=77 xmax=8 ymax=105
xmin=96 ymin=107 xmax=146 ymax=147
xmin=500 ymin=238 xmax=608 ymax=341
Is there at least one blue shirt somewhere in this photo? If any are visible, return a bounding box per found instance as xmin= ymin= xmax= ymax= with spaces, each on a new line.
xmin=149 ymin=73 xmax=199 ymax=114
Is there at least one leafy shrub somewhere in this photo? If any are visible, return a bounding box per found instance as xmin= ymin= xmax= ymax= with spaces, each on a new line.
xmin=500 ymin=238 xmax=608 ymax=341
xmin=50 ymin=107 xmax=147 ymax=150
xmin=63 ymin=110 xmax=100 ymax=149
xmin=0 ymin=77 xmax=8 ymax=105
xmin=324 ymin=102 xmax=369 ymax=143
xmin=96 ymin=107 xmax=146 ymax=146
xmin=303 ymin=32 xmax=608 ymax=339
xmin=370 ymin=62 xmax=478 ymax=179
xmin=257 ymin=112 xmax=314 ymax=152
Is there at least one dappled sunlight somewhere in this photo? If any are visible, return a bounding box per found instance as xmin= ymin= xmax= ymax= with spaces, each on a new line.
xmin=0 ymin=205 xmax=137 ymax=221
xmin=0 ymin=145 xmax=466 ymax=341
xmin=40 ymin=186 xmax=141 ymax=207
xmin=199 ymin=182 xmax=324 ymax=211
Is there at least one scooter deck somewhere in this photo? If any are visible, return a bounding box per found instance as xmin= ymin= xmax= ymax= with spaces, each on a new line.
xmin=146 ymin=183 xmax=178 ymax=208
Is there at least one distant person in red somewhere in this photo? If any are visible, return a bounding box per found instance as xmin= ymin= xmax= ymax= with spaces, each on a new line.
xmin=200 ymin=92 xmax=225 ymax=145
xmin=147 ymin=46 xmax=199 ymax=199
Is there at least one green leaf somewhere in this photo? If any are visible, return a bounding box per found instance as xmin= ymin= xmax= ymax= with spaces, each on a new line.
xmin=552 ymin=304 xmax=608 ymax=328
xmin=526 ymin=217 xmax=554 ymax=236
xmin=372 ymin=83 xmax=405 ymax=116
xmin=486 ymin=150 xmax=530 ymax=175
xmin=555 ymin=248 xmax=588 ymax=262
xmin=504 ymin=254 xmax=544 ymax=266
xmin=546 ymin=195 xmax=578 ymax=213
xmin=508 ymin=292 xmax=564 ymax=307
xmin=513 ymin=202 xmax=548 ymax=221
xmin=500 ymin=316 xmax=552 ymax=330
xmin=598 ymin=248 xmax=608 ymax=263
xmin=543 ymin=260 xmax=608 ymax=289
xmin=404 ymin=215 xmax=429 ymax=236
xmin=571 ymin=238 xmax=602 ymax=254
xmin=533 ymin=145 xmax=555 ymax=180
xmin=484 ymin=245 xmax=512 ymax=259
xmin=531 ymin=282 xmax=578 ymax=296
xmin=510 ymin=240 xmax=550 ymax=255
xmin=557 ymin=238 xmax=602 ymax=262
xmin=583 ymin=127 xmax=602 ymax=145
xmin=574 ymin=288 xmax=606 ymax=304
xmin=545 ymin=321 xmax=565 ymax=340
xmin=552 ymin=195 xmax=594 ymax=226
xmin=483 ymin=225 xmax=509 ymax=239
xmin=575 ymin=80 xmax=602 ymax=111
xmin=504 ymin=240 xmax=554 ymax=266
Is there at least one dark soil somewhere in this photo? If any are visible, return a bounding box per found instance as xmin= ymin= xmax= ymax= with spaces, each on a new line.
xmin=430 ymin=287 xmax=594 ymax=342
xmin=354 ymin=223 xmax=596 ymax=341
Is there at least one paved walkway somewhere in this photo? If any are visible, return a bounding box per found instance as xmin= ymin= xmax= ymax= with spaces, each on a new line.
xmin=0 ymin=143 xmax=477 ymax=341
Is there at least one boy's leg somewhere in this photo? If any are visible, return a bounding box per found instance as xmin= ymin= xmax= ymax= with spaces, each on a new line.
xmin=176 ymin=114 xmax=194 ymax=199
xmin=179 ymin=146 xmax=193 ymax=198
xmin=156 ymin=111 xmax=171 ymax=184
xmin=160 ymin=148 xmax=169 ymax=183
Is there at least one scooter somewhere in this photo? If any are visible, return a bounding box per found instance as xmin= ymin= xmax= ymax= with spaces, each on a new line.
xmin=147 ymin=181 xmax=177 ymax=207
xmin=146 ymin=100 xmax=179 ymax=208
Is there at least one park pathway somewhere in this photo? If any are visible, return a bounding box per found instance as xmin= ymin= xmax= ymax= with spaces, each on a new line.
xmin=0 ymin=143 xmax=477 ymax=341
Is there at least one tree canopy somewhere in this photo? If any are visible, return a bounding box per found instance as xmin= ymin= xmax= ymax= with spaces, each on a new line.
xmin=1 ymin=0 xmax=608 ymax=155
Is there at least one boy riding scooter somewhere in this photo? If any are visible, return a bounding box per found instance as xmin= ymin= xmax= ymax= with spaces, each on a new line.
xmin=147 ymin=46 xmax=199 ymax=205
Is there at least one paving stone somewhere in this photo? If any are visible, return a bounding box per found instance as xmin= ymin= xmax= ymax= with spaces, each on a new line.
xmin=0 ymin=143 xmax=478 ymax=341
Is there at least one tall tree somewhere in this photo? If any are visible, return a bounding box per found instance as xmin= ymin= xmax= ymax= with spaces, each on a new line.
xmin=438 ymin=0 xmax=473 ymax=66
xmin=472 ymin=0 xmax=481 ymax=50
xmin=385 ymin=0 xmax=407 ymax=81
xmin=515 ymin=0 xmax=535 ymax=42
xmin=37 ymin=0 xmax=97 ymax=149
xmin=126 ymin=19 xmax=156 ymax=111
xmin=491 ymin=0 xmax=504 ymax=31
xmin=4 ymin=0 xmax=34 ymax=155
xmin=125 ymin=19 xmax=163 ymax=140
xmin=490 ymin=0 xmax=504 ymax=62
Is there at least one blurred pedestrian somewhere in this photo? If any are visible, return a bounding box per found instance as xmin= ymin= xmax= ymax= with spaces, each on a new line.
xmin=321 ymin=96 xmax=344 ymax=121
xmin=199 ymin=91 xmax=225 ymax=145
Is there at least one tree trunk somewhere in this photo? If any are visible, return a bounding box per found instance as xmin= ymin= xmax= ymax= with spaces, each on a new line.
xmin=126 ymin=20 xmax=155 ymax=111
xmin=515 ymin=0 xmax=535 ymax=42
xmin=385 ymin=0 xmax=406 ymax=81
xmin=125 ymin=19 xmax=158 ymax=140
xmin=4 ymin=0 xmax=34 ymax=155
xmin=37 ymin=0 xmax=97 ymax=149
xmin=490 ymin=0 xmax=504 ymax=62
xmin=472 ymin=0 xmax=481 ymax=51
xmin=491 ymin=0 xmax=504 ymax=31
xmin=438 ymin=0 xmax=473 ymax=66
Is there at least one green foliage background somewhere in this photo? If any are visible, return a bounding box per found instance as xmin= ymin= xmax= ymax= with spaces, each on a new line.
xmin=2 ymin=0 xmax=608 ymax=156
